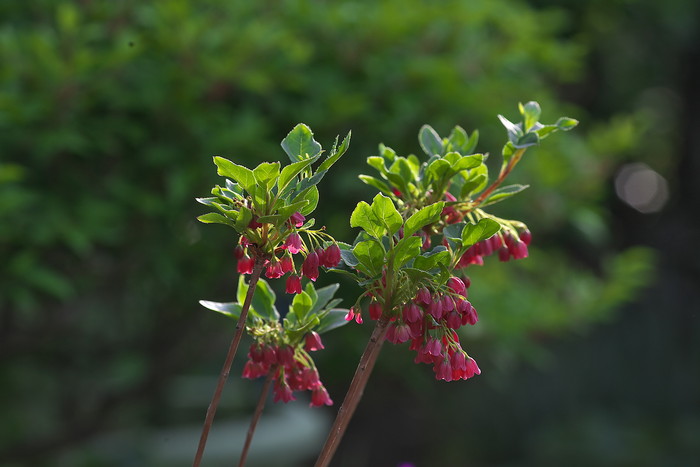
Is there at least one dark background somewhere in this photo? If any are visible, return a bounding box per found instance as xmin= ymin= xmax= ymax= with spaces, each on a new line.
xmin=1 ymin=1 xmax=698 ymax=466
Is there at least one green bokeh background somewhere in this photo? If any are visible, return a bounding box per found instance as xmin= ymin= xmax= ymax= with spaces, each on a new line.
xmin=1 ymin=0 xmax=698 ymax=466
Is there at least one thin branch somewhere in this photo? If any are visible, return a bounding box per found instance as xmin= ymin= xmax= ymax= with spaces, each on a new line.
xmin=314 ymin=314 xmax=391 ymax=467
xmin=238 ymin=368 xmax=275 ymax=467
xmin=193 ymin=256 xmax=266 ymax=467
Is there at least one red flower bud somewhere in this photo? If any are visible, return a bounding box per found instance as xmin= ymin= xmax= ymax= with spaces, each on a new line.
xmin=323 ymin=244 xmax=342 ymax=268
xmin=289 ymin=211 xmax=305 ymax=228
xmin=310 ymin=385 xmax=333 ymax=407
xmin=304 ymin=331 xmax=324 ymax=352
xmin=519 ymin=229 xmax=532 ymax=246
xmin=447 ymin=276 xmax=466 ymax=296
xmin=284 ymin=232 xmax=304 ymax=254
xmin=285 ymin=274 xmax=302 ymax=294
xmin=265 ymin=258 xmax=284 ymax=279
xmin=280 ymin=255 xmax=295 ymax=274
xmin=302 ymin=252 xmax=320 ymax=281
xmin=234 ymin=245 xmax=245 ymax=260
xmin=237 ymin=255 xmax=255 ymax=274
xmin=369 ymin=301 xmax=383 ymax=320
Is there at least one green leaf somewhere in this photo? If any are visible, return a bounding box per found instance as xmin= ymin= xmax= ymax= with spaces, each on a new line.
xmin=338 ymin=242 xmax=360 ymax=267
xmin=461 ymin=162 xmax=489 ymax=197
xmin=519 ymin=101 xmax=541 ymax=132
xmin=465 ymin=129 xmax=479 ymax=154
xmin=278 ymin=156 xmax=318 ymax=192
xmin=481 ymin=184 xmax=530 ymax=206
xmin=234 ymin=276 xmax=279 ymax=322
xmin=461 ymin=218 xmax=501 ymax=247
xmin=371 ymin=193 xmax=402 ymax=235
xmin=556 ymin=117 xmax=579 ymax=131
xmin=292 ymin=291 xmax=313 ymax=321
xmin=316 ymin=309 xmax=351 ymax=334
xmin=498 ymin=115 xmax=524 ymax=145
xmin=388 ymin=158 xmax=413 ymax=193
xmin=235 ymin=205 xmax=253 ymax=230
xmin=413 ymin=248 xmax=451 ymax=271
xmin=295 ymin=169 xmax=328 ymax=194
xmin=404 ymin=202 xmax=444 ymax=238
xmin=443 ymin=222 xmax=465 ymax=241
xmin=214 ymin=157 xmax=256 ymax=192
xmin=426 ymin=158 xmax=451 ymax=182
xmin=535 ymin=124 xmax=559 ymax=139
xmin=197 ymin=212 xmax=236 ymax=228
xmin=281 ymin=123 xmax=322 ymax=162
xmin=358 ymin=174 xmax=393 ymax=196
xmin=277 ymin=199 xmax=310 ymax=220
xmin=393 ymin=236 xmax=422 ymax=270
xmin=310 ymin=283 xmax=340 ymax=315
xmin=318 ymin=130 xmax=351 ymax=172
xmin=453 ymin=154 xmax=484 ymax=171
xmin=514 ymin=132 xmax=539 ymax=149
xmin=199 ymin=300 xmax=255 ymax=323
xmin=350 ymin=201 xmax=385 ymax=238
xmin=252 ymin=277 xmax=280 ymax=321
xmin=292 ymin=185 xmax=319 ymax=216
xmin=419 ymin=124 xmax=443 ymax=156
xmin=366 ymin=156 xmax=389 ymax=176
xmin=446 ymin=125 xmax=468 ymax=154
xmin=253 ymin=161 xmax=280 ymax=189
xmin=353 ymin=240 xmax=385 ymax=276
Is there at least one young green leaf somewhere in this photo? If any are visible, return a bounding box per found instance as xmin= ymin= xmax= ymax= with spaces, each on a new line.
xmin=392 ymin=236 xmax=422 ymax=270
xmin=235 ymin=205 xmax=253 ymax=230
xmin=519 ymin=101 xmax=541 ymax=132
xmin=197 ymin=212 xmax=237 ymax=229
xmin=214 ymin=157 xmax=256 ymax=192
xmin=358 ymin=174 xmax=393 ymax=196
xmin=278 ymin=156 xmax=319 ymax=192
xmin=316 ymin=309 xmax=352 ymax=334
xmin=350 ymin=201 xmax=385 ymax=238
xmin=404 ymin=202 xmax=444 ymax=238
xmin=556 ymin=117 xmax=579 ymax=130
xmin=371 ymin=193 xmax=402 ymax=235
xmin=419 ymin=124 xmax=444 ymax=156
xmin=292 ymin=291 xmax=313 ymax=321
xmin=318 ymin=130 xmax=351 ymax=172
xmin=461 ymin=218 xmax=501 ymax=247
xmin=281 ymin=123 xmax=322 ymax=162
xmin=353 ymin=240 xmax=386 ymax=276
xmin=253 ymin=162 xmax=280 ymax=189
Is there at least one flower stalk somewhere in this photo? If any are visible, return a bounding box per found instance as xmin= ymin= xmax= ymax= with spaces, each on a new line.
xmin=314 ymin=313 xmax=391 ymax=467
xmin=193 ymin=255 xmax=266 ymax=467
xmin=238 ymin=368 xmax=275 ymax=467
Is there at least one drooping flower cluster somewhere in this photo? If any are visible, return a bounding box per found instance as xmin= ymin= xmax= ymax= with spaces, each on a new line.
xmin=352 ymin=275 xmax=481 ymax=382
xmin=233 ymin=211 xmax=342 ymax=294
xmin=456 ymin=228 xmax=532 ymax=268
xmin=243 ymin=331 xmax=333 ymax=407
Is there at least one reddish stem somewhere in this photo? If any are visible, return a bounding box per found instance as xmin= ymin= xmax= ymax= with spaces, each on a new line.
xmin=193 ymin=256 xmax=266 ymax=467
xmin=314 ymin=314 xmax=391 ymax=467
xmin=238 ymin=368 xmax=275 ymax=467
xmin=471 ymin=148 xmax=525 ymax=207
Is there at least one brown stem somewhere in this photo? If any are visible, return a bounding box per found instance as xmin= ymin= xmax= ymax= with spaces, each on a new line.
xmin=193 ymin=256 xmax=266 ymax=467
xmin=314 ymin=314 xmax=391 ymax=467
xmin=238 ymin=368 xmax=275 ymax=467
xmin=471 ymin=148 xmax=526 ymax=207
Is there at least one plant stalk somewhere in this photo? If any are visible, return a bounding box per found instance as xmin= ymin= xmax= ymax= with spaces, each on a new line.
xmin=314 ymin=314 xmax=391 ymax=467
xmin=238 ymin=368 xmax=275 ymax=467
xmin=193 ymin=256 xmax=266 ymax=467
xmin=472 ymin=148 xmax=526 ymax=207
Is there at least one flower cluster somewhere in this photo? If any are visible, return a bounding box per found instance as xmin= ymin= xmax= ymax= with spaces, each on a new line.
xmin=243 ymin=331 xmax=333 ymax=407
xmin=455 ymin=228 xmax=531 ymax=268
xmin=353 ymin=275 xmax=481 ymax=382
xmin=233 ymin=211 xmax=342 ymax=294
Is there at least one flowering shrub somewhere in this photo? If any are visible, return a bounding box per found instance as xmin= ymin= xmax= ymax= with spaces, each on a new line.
xmin=195 ymin=102 xmax=577 ymax=467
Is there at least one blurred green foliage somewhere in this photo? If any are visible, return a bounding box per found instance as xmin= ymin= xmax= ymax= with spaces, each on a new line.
xmin=1 ymin=0 xmax=696 ymax=465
